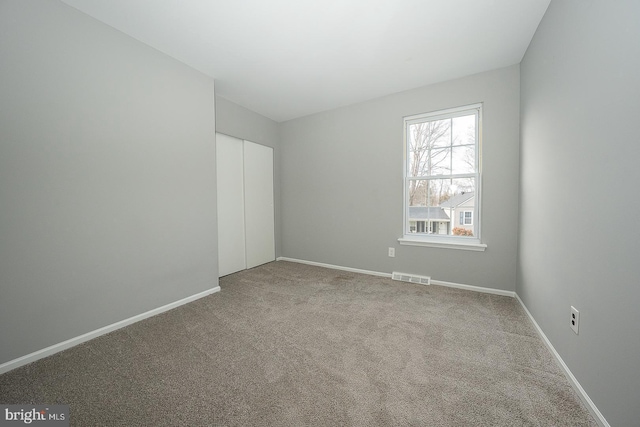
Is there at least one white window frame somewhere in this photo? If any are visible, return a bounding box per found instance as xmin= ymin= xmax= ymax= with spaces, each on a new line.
xmin=398 ymin=103 xmax=486 ymax=251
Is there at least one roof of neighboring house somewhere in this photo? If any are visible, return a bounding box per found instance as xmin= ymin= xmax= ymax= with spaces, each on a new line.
xmin=408 ymin=206 xmax=451 ymax=221
xmin=439 ymin=192 xmax=474 ymax=208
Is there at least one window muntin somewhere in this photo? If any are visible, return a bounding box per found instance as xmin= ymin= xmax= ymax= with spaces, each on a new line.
xmin=403 ymin=104 xmax=481 ymax=244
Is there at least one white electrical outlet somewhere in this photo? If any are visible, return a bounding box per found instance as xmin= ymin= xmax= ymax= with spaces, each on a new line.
xmin=570 ymin=306 xmax=580 ymax=334
xmin=388 ymin=247 xmax=395 ymax=257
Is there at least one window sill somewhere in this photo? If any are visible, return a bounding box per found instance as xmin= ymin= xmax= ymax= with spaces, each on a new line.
xmin=398 ymin=236 xmax=487 ymax=252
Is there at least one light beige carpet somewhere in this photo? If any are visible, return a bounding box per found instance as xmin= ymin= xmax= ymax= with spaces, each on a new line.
xmin=0 ymin=261 xmax=597 ymax=426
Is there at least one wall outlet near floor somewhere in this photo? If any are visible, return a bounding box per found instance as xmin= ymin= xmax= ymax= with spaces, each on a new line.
xmin=388 ymin=247 xmax=395 ymax=257
xmin=570 ymin=306 xmax=580 ymax=334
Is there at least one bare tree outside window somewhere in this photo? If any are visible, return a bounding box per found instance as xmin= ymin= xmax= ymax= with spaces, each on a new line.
xmin=408 ymin=120 xmax=451 ymax=205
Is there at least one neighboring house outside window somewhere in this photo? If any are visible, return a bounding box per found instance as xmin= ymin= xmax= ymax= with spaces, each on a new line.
xmin=408 ymin=206 xmax=450 ymax=235
xmin=441 ymin=192 xmax=474 ymax=235
xmin=400 ymin=103 xmax=486 ymax=251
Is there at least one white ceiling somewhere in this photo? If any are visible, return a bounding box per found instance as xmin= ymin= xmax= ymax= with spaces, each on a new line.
xmin=61 ymin=0 xmax=550 ymax=122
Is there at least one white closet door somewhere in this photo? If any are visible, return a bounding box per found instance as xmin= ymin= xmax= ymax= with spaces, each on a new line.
xmin=243 ymin=141 xmax=275 ymax=269
xmin=216 ymin=133 xmax=246 ymax=277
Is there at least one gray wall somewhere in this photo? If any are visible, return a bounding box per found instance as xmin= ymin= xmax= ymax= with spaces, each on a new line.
xmin=0 ymin=1 xmax=217 ymax=365
xmin=518 ymin=1 xmax=640 ymax=425
xmin=215 ymin=95 xmax=281 ymax=258
xmin=280 ymin=66 xmax=520 ymax=291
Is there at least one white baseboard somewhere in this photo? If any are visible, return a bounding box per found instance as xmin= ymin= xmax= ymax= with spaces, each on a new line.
xmin=515 ymin=294 xmax=609 ymax=427
xmin=0 ymin=286 xmax=221 ymax=375
xmin=277 ymin=257 xmax=515 ymax=297
xmin=276 ymin=257 xmax=392 ymax=278
xmin=430 ymin=279 xmax=515 ymax=297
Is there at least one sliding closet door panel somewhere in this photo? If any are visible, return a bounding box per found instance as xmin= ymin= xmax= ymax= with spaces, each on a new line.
xmin=244 ymin=141 xmax=275 ymax=269
xmin=216 ymin=133 xmax=246 ymax=277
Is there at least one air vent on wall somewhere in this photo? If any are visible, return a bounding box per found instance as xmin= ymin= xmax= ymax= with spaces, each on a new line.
xmin=391 ymin=272 xmax=431 ymax=285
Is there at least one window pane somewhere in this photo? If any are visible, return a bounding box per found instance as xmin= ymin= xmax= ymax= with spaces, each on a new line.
xmin=407 ymin=124 xmax=423 ymax=178
xmin=431 ymin=119 xmax=452 ymax=148
xmin=407 ymin=178 xmax=454 ymax=235
xmin=452 ymin=114 xmax=475 ymax=146
xmin=427 ymin=178 xmax=453 ymax=207
xmin=447 ymin=178 xmax=476 ymax=237
xmin=430 ymin=146 xmax=451 ymax=175
xmin=407 ymin=179 xmax=428 ymax=207
xmin=407 ymin=179 xmax=428 ymax=234
xmin=408 ymin=120 xmax=452 ymax=177
xmin=407 ymin=178 xmax=477 ymax=236
xmin=451 ymin=145 xmax=475 ymax=174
